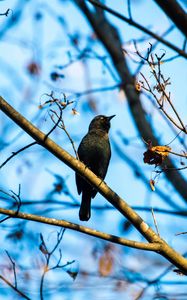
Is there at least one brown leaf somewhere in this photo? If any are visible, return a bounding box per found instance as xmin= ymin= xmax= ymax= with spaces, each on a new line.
xmin=66 ymin=270 xmax=78 ymax=280
xmin=143 ymin=145 xmax=171 ymax=166
xmin=150 ymin=179 xmax=155 ymax=191
xmin=39 ymin=243 xmax=49 ymax=255
xmin=135 ymin=82 xmax=141 ymax=92
xmin=151 ymin=145 xmax=171 ymax=157
xmin=99 ymin=252 xmax=113 ymax=277
xmin=54 ymin=183 xmax=63 ymax=193
xmin=6 ymin=229 xmax=24 ymax=241
xmin=27 ymin=62 xmax=41 ymax=76
xmin=143 ymin=149 xmax=163 ymax=166
xmin=71 ymin=108 xmax=79 ymax=115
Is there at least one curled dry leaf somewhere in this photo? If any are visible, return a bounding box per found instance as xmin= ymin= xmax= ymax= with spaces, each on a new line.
xmin=72 ymin=108 xmax=80 ymax=116
xmin=39 ymin=243 xmax=49 ymax=255
xmin=143 ymin=144 xmax=171 ymax=166
xmin=151 ymin=145 xmax=171 ymax=156
xmin=66 ymin=270 xmax=78 ymax=280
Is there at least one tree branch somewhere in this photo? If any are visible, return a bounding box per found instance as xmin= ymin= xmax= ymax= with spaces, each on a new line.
xmin=154 ymin=0 xmax=187 ymax=37
xmin=0 ymin=142 xmax=37 ymax=169
xmin=0 ymin=207 xmax=160 ymax=252
xmin=0 ymin=9 xmax=11 ymax=17
xmin=1 ymin=96 xmax=187 ymax=272
xmin=86 ymin=0 xmax=187 ymax=59
xmin=0 ymin=274 xmax=30 ymax=300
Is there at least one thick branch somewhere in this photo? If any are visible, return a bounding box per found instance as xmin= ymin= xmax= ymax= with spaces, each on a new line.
xmin=0 ymin=207 xmax=160 ymax=251
xmin=0 ymin=96 xmax=187 ymax=272
xmin=154 ymin=0 xmax=187 ymax=37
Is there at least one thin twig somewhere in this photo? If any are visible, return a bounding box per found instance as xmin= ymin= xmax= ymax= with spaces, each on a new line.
xmin=0 ymin=142 xmax=37 ymax=169
xmin=175 ymin=231 xmax=187 ymax=236
xmin=127 ymin=0 xmax=132 ymax=20
xmin=151 ymin=208 xmax=160 ymax=237
xmin=49 ymin=107 xmax=78 ymax=158
xmin=0 ymin=185 xmax=22 ymax=223
xmin=39 ymin=228 xmax=69 ymax=300
xmin=0 ymin=275 xmax=30 ymax=299
xmin=5 ymin=251 xmax=17 ymax=289
xmin=0 ymin=9 xmax=11 ymax=17
xmin=137 ymin=45 xmax=187 ymax=133
xmin=87 ymin=0 xmax=187 ymax=59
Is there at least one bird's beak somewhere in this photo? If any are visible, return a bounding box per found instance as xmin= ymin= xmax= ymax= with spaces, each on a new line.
xmin=107 ymin=115 xmax=116 ymax=121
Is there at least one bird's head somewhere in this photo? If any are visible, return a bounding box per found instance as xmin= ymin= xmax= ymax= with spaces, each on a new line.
xmin=89 ymin=115 xmax=115 ymax=133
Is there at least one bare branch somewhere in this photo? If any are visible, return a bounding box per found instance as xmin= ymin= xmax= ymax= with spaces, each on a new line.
xmin=86 ymin=0 xmax=187 ymax=59
xmin=5 ymin=251 xmax=17 ymax=289
xmin=154 ymin=0 xmax=187 ymax=37
xmin=0 ymin=275 xmax=30 ymax=300
xmin=0 ymin=9 xmax=11 ymax=17
xmin=0 ymin=142 xmax=37 ymax=169
xmin=0 ymin=207 xmax=161 ymax=252
xmin=1 ymin=97 xmax=187 ymax=272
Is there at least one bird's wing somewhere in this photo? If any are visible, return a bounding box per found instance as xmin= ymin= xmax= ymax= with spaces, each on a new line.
xmin=76 ymin=134 xmax=91 ymax=195
xmin=75 ymin=132 xmax=111 ymax=197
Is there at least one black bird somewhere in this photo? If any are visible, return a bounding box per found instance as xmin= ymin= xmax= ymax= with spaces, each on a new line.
xmin=76 ymin=115 xmax=115 ymax=221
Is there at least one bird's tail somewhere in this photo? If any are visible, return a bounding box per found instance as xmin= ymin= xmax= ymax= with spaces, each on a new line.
xmin=79 ymin=192 xmax=91 ymax=221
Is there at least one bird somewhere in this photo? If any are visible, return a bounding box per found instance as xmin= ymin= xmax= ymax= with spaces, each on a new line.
xmin=76 ymin=115 xmax=115 ymax=221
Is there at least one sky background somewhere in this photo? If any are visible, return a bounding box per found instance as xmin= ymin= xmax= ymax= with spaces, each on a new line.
xmin=0 ymin=0 xmax=187 ymax=299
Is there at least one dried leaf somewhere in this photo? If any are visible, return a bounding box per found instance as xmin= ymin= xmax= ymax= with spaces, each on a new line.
xmin=6 ymin=229 xmax=24 ymax=241
xmin=99 ymin=253 xmax=113 ymax=277
xmin=143 ymin=149 xmax=163 ymax=166
xmin=66 ymin=270 xmax=78 ymax=280
xmin=72 ymin=108 xmax=80 ymax=115
xmin=27 ymin=62 xmax=41 ymax=76
xmin=143 ymin=145 xmax=171 ymax=166
xmin=54 ymin=183 xmax=63 ymax=193
xmin=39 ymin=243 xmax=49 ymax=255
xmin=39 ymin=234 xmax=49 ymax=255
xmin=151 ymin=145 xmax=171 ymax=157
xmin=135 ymin=82 xmax=141 ymax=92
xmin=150 ymin=179 xmax=155 ymax=191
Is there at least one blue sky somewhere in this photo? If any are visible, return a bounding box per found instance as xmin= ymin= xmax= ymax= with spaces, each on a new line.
xmin=0 ymin=0 xmax=187 ymax=299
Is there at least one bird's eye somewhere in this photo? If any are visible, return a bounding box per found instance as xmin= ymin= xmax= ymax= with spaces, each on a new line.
xmin=100 ymin=117 xmax=104 ymax=120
